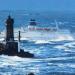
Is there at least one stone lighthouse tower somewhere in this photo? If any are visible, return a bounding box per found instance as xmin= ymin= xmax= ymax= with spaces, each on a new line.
xmin=6 ymin=15 xmax=14 ymax=41
xmin=5 ymin=15 xmax=18 ymax=55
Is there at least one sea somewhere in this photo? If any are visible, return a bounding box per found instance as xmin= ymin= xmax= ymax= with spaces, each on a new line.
xmin=0 ymin=11 xmax=75 ymax=75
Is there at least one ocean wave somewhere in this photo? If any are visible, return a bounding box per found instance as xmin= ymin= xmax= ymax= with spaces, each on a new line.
xmin=34 ymin=40 xmax=51 ymax=44
xmin=54 ymin=41 xmax=75 ymax=52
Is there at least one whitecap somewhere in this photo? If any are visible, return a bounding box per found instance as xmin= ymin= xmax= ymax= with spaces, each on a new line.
xmin=34 ymin=40 xmax=51 ymax=44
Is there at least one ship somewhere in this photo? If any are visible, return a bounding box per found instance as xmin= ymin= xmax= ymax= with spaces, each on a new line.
xmin=14 ymin=19 xmax=73 ymax=42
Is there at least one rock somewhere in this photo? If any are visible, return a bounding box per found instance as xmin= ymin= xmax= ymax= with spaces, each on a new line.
xmin=27 ymin=72 xmax=35 ymax=75
xmin=18 ymin=49 xmax=34 ymax=58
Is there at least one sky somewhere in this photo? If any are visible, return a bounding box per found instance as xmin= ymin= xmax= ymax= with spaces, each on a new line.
xmin=0 ymin=0 xmax=75 ymax=12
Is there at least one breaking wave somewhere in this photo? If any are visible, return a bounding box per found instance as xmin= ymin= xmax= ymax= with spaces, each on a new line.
xmin=26 ymin=35 xmax=74 ymax=44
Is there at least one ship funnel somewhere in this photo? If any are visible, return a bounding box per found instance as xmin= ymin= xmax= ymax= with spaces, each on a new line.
xmin=30 ymin=19 xmax=37 ymax=26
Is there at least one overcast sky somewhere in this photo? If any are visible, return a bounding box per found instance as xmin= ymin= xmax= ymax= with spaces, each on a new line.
xmin=0 ymin=0 xmax=75 ymax=12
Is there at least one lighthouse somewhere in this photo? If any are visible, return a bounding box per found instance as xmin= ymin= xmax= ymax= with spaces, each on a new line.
xmin=5 ymin=15 xmax=18 ymax=55
xmin=6 ymin=15 xmax=14 ymax=41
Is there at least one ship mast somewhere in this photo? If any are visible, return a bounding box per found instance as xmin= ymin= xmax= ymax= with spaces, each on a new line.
xmin=55 ymin=20 xmax=59 ymax=31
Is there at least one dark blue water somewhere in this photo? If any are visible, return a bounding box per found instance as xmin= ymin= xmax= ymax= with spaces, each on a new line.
xmin=0 ymin=11 xmax=75 ymax=75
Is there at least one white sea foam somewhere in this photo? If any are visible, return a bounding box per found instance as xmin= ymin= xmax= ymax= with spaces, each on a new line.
xmin=46 ymin=56 xmax=75 ymax=61
xmin=50 ymin=34 xmax=74 ymax=41
xmin=54 ymin=45 xmax=65 ymax=49
xmin=64 ymin=42 xmax=75 ymax=48
xmin=18 ymin=34 xmax=74 ymax=44
xmin=57 ymin=63 xmax=75 ymax=68
xmin=34 ymin=40 xmax=50 ymax=44
xmin=0 ymin=28 xmax=74 ymax=43
xmin=54 ymin=40 xmax=75 ymax=52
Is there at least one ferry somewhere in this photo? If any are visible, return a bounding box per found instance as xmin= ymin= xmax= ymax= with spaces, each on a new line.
xmin=14 ymin=19 xmax=73 ymax=41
